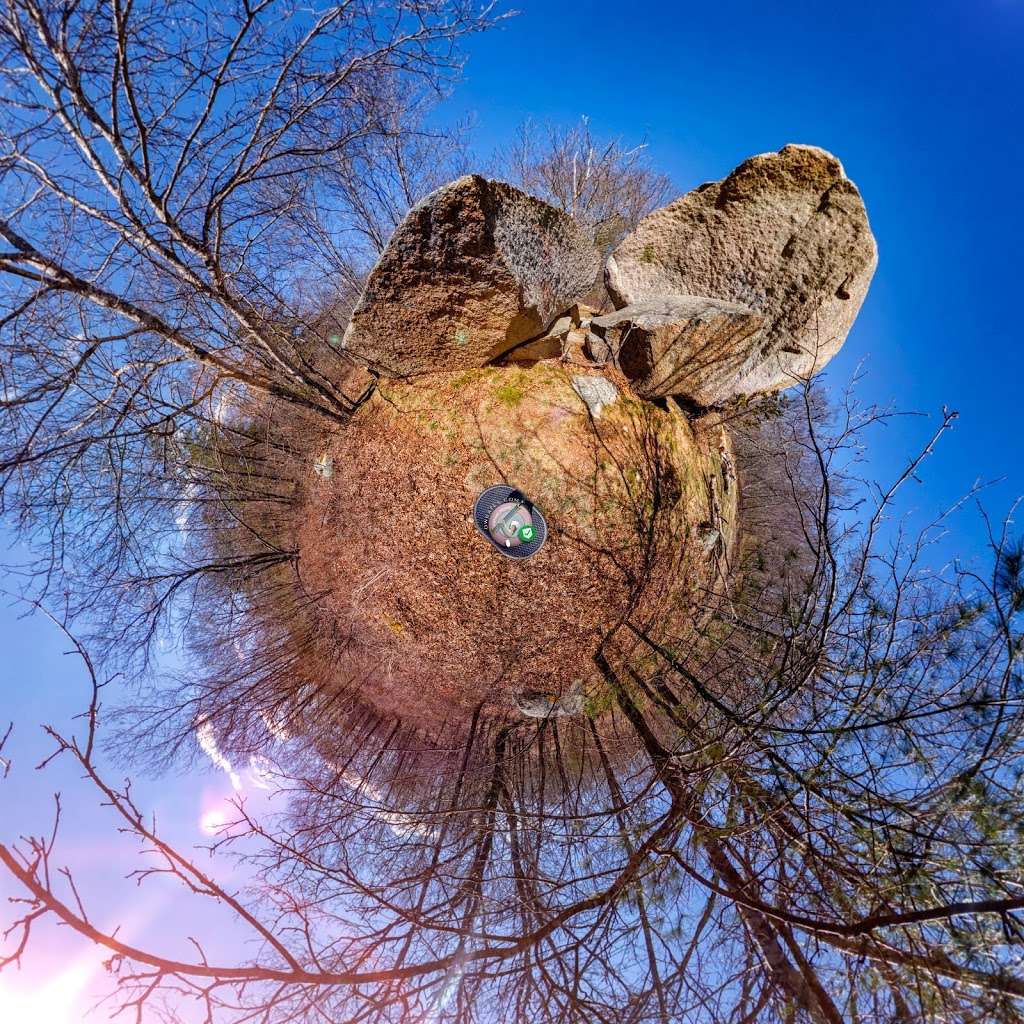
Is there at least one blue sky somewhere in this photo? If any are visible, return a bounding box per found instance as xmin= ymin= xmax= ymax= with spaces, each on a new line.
xmin=448 ymin=0 xmax=1024 ymax=529
xmin=0 ymin=578 xmax=264 ymax=1018
xmin=1 ymin=1 xmax=1022 ymax=1015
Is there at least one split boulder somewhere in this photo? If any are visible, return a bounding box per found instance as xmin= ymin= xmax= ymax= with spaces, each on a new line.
xmin=343 ymin=176 xmax=600 ymax=377
xmin=502 ymin=301 xmax=599 ymax=365
xmin=605 ymin=144 xmax=877 ymax=398
xmin=588 ymin=296 xmax=764 ymax=406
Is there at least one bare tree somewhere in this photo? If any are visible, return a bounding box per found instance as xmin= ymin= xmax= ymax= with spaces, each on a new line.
xmin=0 ymin=0 xmax=498 ymax=653
xmin=5 ymin=377 xmax=1024 ymax=1023
xmin=495 ymin=116 xmax=672 ymax=256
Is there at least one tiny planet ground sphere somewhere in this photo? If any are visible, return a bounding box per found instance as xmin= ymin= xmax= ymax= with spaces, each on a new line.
xmin=295 ymin=363 xmax=736 ymax=731
xmin=286 ymin=146 xmax=874 ymax=741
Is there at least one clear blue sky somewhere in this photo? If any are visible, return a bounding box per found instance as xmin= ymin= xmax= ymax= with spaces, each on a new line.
xmin=1 ymin=1 xmax=1021 ymax=1015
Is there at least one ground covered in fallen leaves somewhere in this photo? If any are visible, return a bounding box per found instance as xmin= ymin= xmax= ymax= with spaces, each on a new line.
xmin=294 ymin=363 xmax=735 ymax=727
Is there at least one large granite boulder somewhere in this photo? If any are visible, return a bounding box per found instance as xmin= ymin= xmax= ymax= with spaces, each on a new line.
xmin=589 ymin=296 xmax=764 ymax=405
xmin=343 ymin=176 xmax=600 ymax=377
xmin=605 ymin=145 xmax=877 ymax=397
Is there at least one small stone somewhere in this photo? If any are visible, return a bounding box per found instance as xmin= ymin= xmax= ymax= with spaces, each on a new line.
xmin=498 ymin=302 xmax=605 ymax=366
xmin=546 ymin=315 xmax=574 ymax=339
xmin=584 ymin=330 xmax=612 ymax=365
xmin=571 ymin=374 xmax=619 ymax=418
xmin=515 ymin=683 xmax=586 ymax=718
xmin=502 ymin=334 xmax=563 ymax=364
xmin=699 ymin=525 xmax=722 ymax=555
xmin=313 ymin=453 xmax=334 ymax=479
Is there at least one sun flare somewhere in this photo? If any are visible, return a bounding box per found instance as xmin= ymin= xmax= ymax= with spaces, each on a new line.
xmin=0 ymin=957 xmax=96 ymax=1024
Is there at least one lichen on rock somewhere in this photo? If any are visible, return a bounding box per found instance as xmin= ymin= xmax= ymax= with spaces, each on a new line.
xmin=605 ymin=144 xmax=877 ymax=399
xmin=342 ymin=175 xmax=600 ymax=377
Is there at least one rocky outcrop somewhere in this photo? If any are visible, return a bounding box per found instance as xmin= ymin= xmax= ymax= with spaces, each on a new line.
xmin=588 ymin=296 xmax=764 ymax=405
xmin=515 ymin=684 xmax=586 ymax=719
xmin=502 ymin=302 xmax=598 ymax=365
xmin=605 ymin=145 xmax=876 ymax=398
xmin=343 ymin=176 xmax=600 ymax=377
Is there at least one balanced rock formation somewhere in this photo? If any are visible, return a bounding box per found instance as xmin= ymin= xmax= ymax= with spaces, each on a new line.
xmin=588 ymin=296 xmax=763 ymax=405
xmin=605 ymin=144 xmax=877 ymax=401
xmin=343 ymin=175 xmax=600 ymax=377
